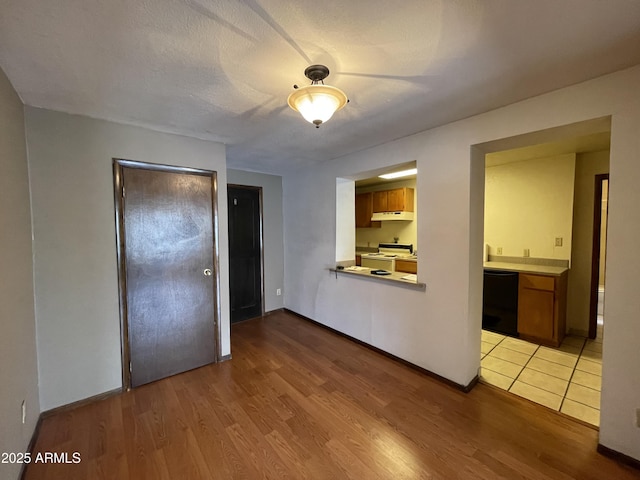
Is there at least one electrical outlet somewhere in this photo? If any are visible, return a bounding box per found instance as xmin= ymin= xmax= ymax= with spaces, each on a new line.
xmin=276 ymin=288 xmax=282 ymax=296
xmin=21 ymin=400 xmax=26 ymax=424
xmin=555 ymin=237 xmax=563 ymax=247
xmin=523 ymin=248 xmax=530 ymax=257
xmin=497 ymin=247 xmax=503 ymax=255
xmin=636 ymin=408 xmax=640 ymax=428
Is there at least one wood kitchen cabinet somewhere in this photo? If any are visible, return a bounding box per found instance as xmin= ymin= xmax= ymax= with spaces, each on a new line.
xmin=355 ymin=193 xmax=381 ymax=228
xmin=387 ymin=187 xmax=414 ymax=212
xmin=372 ymin=187 xmax=414 ymax=212
xmin=395 ymin=259 xmax=417 ymax=274
xmin=372 ymin=190 xmax=388 ymax=213
xmin=517 ymin=271 xmax=568 ymax=347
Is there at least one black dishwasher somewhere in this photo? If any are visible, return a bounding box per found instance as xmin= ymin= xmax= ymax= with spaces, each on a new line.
xmin=482 ymin=270 xmax=519 ymax=337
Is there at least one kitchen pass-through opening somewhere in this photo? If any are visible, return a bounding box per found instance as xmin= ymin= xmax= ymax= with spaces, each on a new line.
xmin=335 ymin=161 xmax=418 ymax=278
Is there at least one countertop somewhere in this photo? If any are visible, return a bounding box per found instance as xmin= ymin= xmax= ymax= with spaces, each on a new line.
xmin=483 ymin=261 xmax=568 ymax=276
xmin=330 ymin=266 xmax=425 ymax=289
xmin=356 ymin=252 xmax=418 ymax=262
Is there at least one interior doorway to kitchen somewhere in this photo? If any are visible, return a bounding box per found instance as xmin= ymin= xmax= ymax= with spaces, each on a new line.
xmin=475 ymin=117 xmax=611 ymax=428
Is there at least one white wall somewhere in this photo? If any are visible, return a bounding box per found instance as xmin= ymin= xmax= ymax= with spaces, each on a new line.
xmin=335 ymin=178 xmax=356 ymax=262
xmin=485 ymin=154 xmax=575 ymax=260
xmin=283 ymin=65 xmax=640 ymax=460
xmin=227 ymin=169 xmax=284 ymax=312
xmin=25 ymin=107 xmax=230 ymax=411
xmin=567 ymin=151 xmax=610 ymax=335
xmin=0 ymin=67 xmax=40 ymax=480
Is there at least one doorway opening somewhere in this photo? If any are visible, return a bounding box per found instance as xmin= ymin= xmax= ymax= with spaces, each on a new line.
xmin=475 ymin=117 xmax=611 ymax=427
xmin=589 ymin=175 xmax=608 ymax=340
xmin=228 ymin=185 xmax=264 ymax=323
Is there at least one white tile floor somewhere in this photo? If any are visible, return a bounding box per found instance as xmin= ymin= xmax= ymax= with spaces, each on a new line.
xmin=480 ymin=321 xmax=603 ymax=427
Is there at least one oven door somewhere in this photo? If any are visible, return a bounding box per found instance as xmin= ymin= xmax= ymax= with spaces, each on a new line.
xmin=361 ymin=257 xmax=395 ymax=271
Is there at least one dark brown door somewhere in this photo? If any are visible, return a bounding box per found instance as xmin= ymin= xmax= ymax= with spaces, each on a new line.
xmin=228 ymin=186 xmax=263 ymax=323
xmin=119 ymin=164 xmax=217 ymax=387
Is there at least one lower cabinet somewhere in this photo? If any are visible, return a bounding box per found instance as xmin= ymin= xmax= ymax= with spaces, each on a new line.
xmin=395 ymin=259 xmax=417 ymax=274
xmin=517 ymin=271 xmax=568 ymax=347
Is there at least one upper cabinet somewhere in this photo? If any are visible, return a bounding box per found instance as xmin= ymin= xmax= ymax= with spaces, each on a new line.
xmin=372 ymin=190 xmax=388 ymax=213
xmin=355 ymin=192 xmax=381 ymax=228
xmin=372 ymin=187 xmax=414 ymax=213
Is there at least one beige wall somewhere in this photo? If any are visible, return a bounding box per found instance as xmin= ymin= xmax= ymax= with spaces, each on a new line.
xmin=484 ymin=154 xmax=576 ymax=260
xmin=0 ymin=68 xmax=40 ymax=480
xmin=567 ymin=150 xmax=610 ymax=335
xmin=355 ymin=178 xmax=418 ymax=250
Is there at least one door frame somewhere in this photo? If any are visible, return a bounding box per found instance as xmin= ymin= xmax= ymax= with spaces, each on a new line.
xmin=113 ymin=158 xmax=223 ymax=390
xmin=588 ymin=173 xmax=609 ymax=339
xmin=227 ymin=184 xmax=265 ymax=321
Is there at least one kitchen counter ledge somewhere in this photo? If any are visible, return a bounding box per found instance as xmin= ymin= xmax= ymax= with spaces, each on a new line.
xmin=483 ymin=261 xmax=568 ymax=276
xmin=329 ymin=267 xmax=426 ymax=290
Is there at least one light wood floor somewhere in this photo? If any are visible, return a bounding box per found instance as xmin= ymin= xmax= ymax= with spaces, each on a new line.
xmin=24 ymin=311 xmax=639 ymax=479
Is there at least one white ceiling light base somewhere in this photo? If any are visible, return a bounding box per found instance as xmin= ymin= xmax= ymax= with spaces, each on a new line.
xmin=287 ymin=65 xmax=348 ymax=128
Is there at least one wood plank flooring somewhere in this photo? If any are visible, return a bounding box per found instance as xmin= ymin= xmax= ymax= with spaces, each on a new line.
xmin=24 ymin=311 xmax=640 ymax=479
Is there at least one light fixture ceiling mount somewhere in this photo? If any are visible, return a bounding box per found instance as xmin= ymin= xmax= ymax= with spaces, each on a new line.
xmin=287 ymin=64 xmax=348 ymax=128
xmin=303 ymin=64 xmax=331 ymax=82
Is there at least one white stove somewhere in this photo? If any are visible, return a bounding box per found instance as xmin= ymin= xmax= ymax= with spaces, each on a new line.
xmin=360 ymin=243 xmax=413 ymax=271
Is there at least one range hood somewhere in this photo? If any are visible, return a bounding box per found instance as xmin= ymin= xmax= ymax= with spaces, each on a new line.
xmin=371 ymin=211 xmax=414 ymax=221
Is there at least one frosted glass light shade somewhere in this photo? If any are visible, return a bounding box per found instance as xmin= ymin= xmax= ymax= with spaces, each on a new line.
xmin=287 ymin=84 xmax=348 ymax=126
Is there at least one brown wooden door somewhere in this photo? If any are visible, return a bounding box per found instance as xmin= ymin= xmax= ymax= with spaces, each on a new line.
xmin=120 ymin=164 xmax=217 ymax=387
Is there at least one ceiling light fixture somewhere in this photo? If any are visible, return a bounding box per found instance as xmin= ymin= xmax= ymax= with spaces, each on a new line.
xmin=379 ymin=168 xmax=418 ymax=179
xmin=287 ymin=65 xmax=348 ymax=128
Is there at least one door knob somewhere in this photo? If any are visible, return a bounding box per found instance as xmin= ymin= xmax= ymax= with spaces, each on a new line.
xmin=203 ymin=268 xmax=212 ymax=276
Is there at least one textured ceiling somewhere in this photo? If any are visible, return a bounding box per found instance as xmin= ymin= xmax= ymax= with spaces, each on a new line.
xmin=1 ymin=1 xmax=639 ymax=174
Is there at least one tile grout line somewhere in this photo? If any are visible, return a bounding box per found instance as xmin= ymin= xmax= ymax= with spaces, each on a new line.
xmin=564 ymin=338 xmax=603 ymax=413
xmin=480 ymin=335 xmax=518 ymax=389
xmin=481 ymin=330 xmax=602 ymax=425
xmin=558 ymin=337 xmax=586 ymax=412
xmin=508 ymin=342 xmax=542 ymax=399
